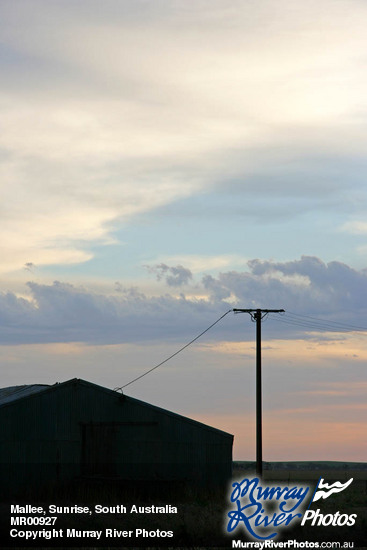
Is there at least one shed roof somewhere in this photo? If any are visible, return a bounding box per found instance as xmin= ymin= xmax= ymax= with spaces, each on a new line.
xmin=0 ymin=378 xmax=233 ymax=439
xmin=0 ymin=384 xmax=50 ymax=406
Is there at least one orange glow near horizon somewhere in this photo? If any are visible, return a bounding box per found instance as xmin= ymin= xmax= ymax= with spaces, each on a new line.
xmin=194 ymin=410 xmax=367 ymax=463
xmin=198 ymin=335 xmax=367 ymax=365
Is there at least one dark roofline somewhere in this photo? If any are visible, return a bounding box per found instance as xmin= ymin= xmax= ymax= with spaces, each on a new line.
xmin=0 ymin=378 xmax=233 ymax=440
xmin=77 ymin=378 xmax=233 ymax=439
xmin=0 ymin=383 xmax=51 ymax=407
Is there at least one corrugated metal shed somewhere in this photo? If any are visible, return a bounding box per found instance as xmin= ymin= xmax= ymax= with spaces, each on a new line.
xmin=0 ymin=378 xmax=233 ymax=491
xmin=0 ymin=384 xmax=49 ymax=405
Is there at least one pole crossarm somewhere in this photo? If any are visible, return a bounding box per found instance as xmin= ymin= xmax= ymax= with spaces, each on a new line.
xmin=233 ymin=308 xmax=285 ymax=314
xmin=233 ymin=308 xmax=285 ymax=322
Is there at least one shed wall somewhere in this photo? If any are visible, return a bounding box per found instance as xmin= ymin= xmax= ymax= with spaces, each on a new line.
xmin=0 ymin=380 xmax=232 ymax=490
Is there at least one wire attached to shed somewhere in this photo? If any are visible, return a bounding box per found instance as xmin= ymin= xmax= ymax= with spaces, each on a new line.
xmin=114 ymin=309 xmax=233 ymax=392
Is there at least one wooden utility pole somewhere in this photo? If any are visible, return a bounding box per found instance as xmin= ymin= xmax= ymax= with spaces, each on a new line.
xmin=233 ymin=308 xmax=285 ymax=477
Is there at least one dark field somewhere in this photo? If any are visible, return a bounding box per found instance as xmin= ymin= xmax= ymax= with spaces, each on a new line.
xmin=1 ymin=461 xmax=366 ymax=549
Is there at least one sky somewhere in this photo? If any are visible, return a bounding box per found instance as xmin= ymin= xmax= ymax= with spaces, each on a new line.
xmin=1 ymin=0 xmax=367 ymax=462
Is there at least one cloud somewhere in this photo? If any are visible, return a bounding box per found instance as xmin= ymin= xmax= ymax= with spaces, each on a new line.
xmin=0 ymin=255 xmax=367 ymax=345
xmin=341 ymin=221 xmax=367 ymax=235
xmin=145 ymin=264 xmax=193 ymax=287
xmin=0 ymin=280 xmax=226 ymax=345
xmin=1 ymin=0 xmax=367 ymax=273
xmin=24 ymin=262 xmax=36 ymax=272
xmin=203 ymin=256 xmax=367 ymax=317
xmin=145 ymin=255 xmax=248 ymax=274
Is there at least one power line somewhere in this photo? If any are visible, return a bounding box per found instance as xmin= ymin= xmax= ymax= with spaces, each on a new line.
xmin=286 ymin=311 xmax=367 ymax=332
xmin=114 ymin=309 xmax=233 ymax=392
xmin=115 ymin=308 xmax=367 ymax=393
xmin=269 ymin=312 xmax=367 ymax=333
xmin=270 ymin=317 xmax=355 ymax=333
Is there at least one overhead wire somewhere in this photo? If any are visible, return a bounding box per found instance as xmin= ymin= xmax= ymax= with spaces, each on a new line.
xmin=286 ymin=311 xmax=367 ymax=332
xmin=114 ymin=309 xmax=233 ymax=391
xmin=268 ymin=311 xmax=367 ymax=333
xmin=269 ymin=316 xmax=358 ymax=333
xmin=116 ymin=308 xmax=367 ymax=392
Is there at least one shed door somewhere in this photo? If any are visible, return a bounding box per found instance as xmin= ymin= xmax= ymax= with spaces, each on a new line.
xmin=81 ymin=421 xmax=159 ymax=478
xmin=81 ymin=423 xmax=118 ymax=476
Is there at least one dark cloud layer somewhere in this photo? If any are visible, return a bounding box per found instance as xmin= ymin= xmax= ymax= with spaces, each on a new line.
xmin=206 ymin=256 xmax=367 ymax=312
xmin=1 ymin=256 xmax=367 ymax=345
